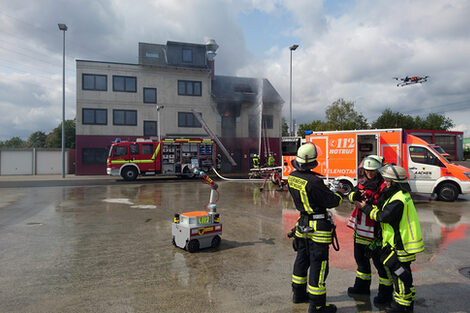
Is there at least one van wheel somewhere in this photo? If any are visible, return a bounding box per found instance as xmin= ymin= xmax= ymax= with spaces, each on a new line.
xmin=172 ymin=236 xmax=176 ymax=247
xmin=340 ymin=180 xmax=354 ymax=196
xmin=122 ymin=167 xmax=138 ymax=181
xmin=211 ymin=235 xmax=221 ymax=249
xmin=186 ymin=239 xmax=199 ymax=253
xmin=437 ymin=183 xmax=459 ymax=202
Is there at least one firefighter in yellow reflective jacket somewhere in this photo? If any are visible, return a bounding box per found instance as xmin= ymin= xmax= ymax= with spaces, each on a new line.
xmin=252 ymin=154 xmax=260 ymax=169
xmin=288 ymin=143 xmax=344 ymax=313
xmin=355 ymin=165 xmax=424 ymax=313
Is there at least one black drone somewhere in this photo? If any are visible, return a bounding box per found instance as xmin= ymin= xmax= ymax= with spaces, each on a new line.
xmin=393 ymin=75 xmax=429 ymax=87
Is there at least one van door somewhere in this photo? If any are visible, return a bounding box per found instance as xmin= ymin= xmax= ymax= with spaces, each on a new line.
xmin=407 ymin=145 xmax=444 ymax=193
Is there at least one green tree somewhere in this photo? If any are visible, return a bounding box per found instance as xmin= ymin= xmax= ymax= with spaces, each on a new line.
xmin=325 ymin=98 xmax=369 ymax=130
xmin=3 ymin=137 xmax=27 ymax=148
xmin=46 ymin=119 xmax=76 ymax=148
xmin=421 ymin=113 xmax=454 ymax=130
xmin=372 ymin=109 xmax=415 ymax=129
xmin=28 ymin=131 xmax=47 ymax=148
xmin=372 ymin=109 xmax=454 ymax=130
xmin=281 ymin=117 xmax=289 ymax=136
xmin=297 ymin=120 xmax=328 ymax=137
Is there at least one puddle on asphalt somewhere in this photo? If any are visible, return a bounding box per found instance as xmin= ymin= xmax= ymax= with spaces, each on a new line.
xmin=131 ymin=205 xmax=157 ymax=209
xmin=102 ymin=198 xmax=134 ymax=205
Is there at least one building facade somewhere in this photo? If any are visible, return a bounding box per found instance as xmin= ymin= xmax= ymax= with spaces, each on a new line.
xmin=76 ymin=40 xmax=284 ymax=175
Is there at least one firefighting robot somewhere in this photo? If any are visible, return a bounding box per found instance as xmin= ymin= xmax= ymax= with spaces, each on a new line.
xmin=172 ymin=167 xmax=222 ymax=253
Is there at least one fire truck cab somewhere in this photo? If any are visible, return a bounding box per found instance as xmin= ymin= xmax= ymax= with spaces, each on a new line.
xmin=107 ymin=138 xmax=215 ymax=181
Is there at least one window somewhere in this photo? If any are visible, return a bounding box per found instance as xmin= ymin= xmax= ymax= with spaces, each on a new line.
xmin=146 ymin=52 xmax=159 ymax=58
xmin=262 ymin=115 xmax=273 ymax=129
xmin=178 ymin=112 xmax=202 ymax=128
xmin=143 ymin=88 xmax=157 ymax=103
xmin=113 ymin=110 xmax=137 ymax=126
xmin=142 ymin=144 xmax=154 ymax=155
xmin=82 ymin=74 xmax=107 ymax=91
xmin=409 ymin=146 xmax=443 ymax=167
xmin=113 ymin=75 xmax=137 ymax=92
xmin=182 ymin=48 xmax=193 ymax=63
xmin=178 ymin=80 xmax=201 ymax=96
xmin=144 ymin=121 xmax=157 ymax=136
xmin=82 ymin=108 xmax=107 ymax=125
xmin=130 ymin=144 xmax=139 ymax=155
xmin=113 ymin=146 xmax=128 ymax=157
xmin=82 ymin=148 xmax=108 ymax=164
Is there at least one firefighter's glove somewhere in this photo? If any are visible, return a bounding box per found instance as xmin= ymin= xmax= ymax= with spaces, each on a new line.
xmin=287 ymin=227 xmax=296 ymax=238
xmin=364 ymin=238 xmax=381 ymax=258
xmin=352 ymin=191 xmax=363 ymax=202
xmin=357 ymin=201 xmax=372 ymax=216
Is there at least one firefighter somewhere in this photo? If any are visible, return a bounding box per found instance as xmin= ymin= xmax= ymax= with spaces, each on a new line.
xmin=267 ymin=153 xmax=275 ymax=167
xmin=355 ymin=165 xmax=424 ymax=313
xmin=252 ymin=154 xmax=260 ymax=169
xmin=347 ymin=155 xmax=394 ymax=306
xmin=288 ymin=143 xmax=344 ymax=313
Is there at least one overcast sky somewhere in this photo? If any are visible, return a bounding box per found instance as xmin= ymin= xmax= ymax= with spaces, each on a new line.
xmin=1 ymin=0 xmax=469 ymax=141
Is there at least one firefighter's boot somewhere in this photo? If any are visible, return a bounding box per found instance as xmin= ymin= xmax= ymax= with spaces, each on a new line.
xmin=385 ymin=301 xmax=412 ymax=313
xmin=373 ymin=285 xmax=393 ymax=306
xmin=308 ymin=303 xmax=337 ymax=313
xmin=347 ymin=277 xmax=371 ymax=296
xmin=292 ymin=284 xmax=308 ymax=303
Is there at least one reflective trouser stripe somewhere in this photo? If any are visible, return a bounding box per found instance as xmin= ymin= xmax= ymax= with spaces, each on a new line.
xmin=379 ymin=277 xmax=393 ymax=286
xmin=394 ymin=277 xmax=413 ymax=306
xmin=292 ymin=274 xmax=307 ymax=285
xmin=307 ymin=260 xmax=327 ymax=296
xmin=356 ymin=271 xmax=372 ymax=281
xmin=379 ymin=268 xmax=393 ymax=286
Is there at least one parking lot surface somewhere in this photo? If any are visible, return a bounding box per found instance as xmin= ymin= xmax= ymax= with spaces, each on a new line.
xmin=0 ymin=178 xmax=469 ymax=313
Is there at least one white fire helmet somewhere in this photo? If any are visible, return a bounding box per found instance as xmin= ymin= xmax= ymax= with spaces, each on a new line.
xmin=295 ymin=143 xmax=318 ymax=164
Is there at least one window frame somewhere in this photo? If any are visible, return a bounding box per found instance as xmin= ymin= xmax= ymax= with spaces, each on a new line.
xmin=113 ymin=109 xmax=137 ymax=126
xmin=178 ymin=112 xmax=202 ymax=128
xmin=82 ymin=74 xmax=107 ymax=91
xmin=409 ymin=146 xmax=444 ymax=167
xmin=182 ymin=48 xmax=193 ymax=63
xmin=113 ymin=75 xmax=137 ymax=93
xmin=177 ymin=80 xmax=202 ymax=96
xmin=82 ymin=108 xmax=107 ymax=125
xmin=144 ymin=120 xmax=157 ymax=136
xmin=143 ymin=87 xmax=157 ymax=103
xmin=82 ymin=148 xmax=108 ymax=165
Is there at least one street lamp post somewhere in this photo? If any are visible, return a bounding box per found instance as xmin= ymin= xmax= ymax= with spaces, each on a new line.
xmin=156 ymin=105 xmax=164 ymax=141
xmin=289 ymin=44 xmax=298 ymax=136
xmin=58 ymin=23 xmax=67 ymax=178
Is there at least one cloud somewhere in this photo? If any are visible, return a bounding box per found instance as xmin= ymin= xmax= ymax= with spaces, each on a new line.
xmin=1 ymin=0 xmax=470 ymax=141
xmin=238 ymin=0 xmax=470 ymax=135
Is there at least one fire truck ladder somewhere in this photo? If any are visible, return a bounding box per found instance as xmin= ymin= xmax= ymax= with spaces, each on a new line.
xmin=191 ymin=109 xmax=237 ymax=167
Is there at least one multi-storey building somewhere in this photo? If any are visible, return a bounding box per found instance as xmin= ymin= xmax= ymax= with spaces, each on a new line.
xmin=76 ymin=40 xmax=284 ymax=175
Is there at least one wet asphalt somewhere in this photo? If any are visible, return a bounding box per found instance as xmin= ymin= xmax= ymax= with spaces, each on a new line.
xmin=0 ymin=177 xmax=469 ymax=313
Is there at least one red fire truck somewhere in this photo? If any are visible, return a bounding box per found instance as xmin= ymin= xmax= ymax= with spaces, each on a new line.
xmin=106 ymin=138 xmax=215 ymax=181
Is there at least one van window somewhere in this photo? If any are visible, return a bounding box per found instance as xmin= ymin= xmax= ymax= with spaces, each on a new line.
xmin=113 ymin=146 xmax=128 ymax=157
xmin=409 ymin=146 xmax=444 ymax=167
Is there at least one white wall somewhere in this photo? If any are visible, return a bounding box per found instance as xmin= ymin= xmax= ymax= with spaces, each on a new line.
xmin=0 ymin=149 xmax=69 ymax=175
xmin=0 ymin=151 xmax=33 ymax=175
